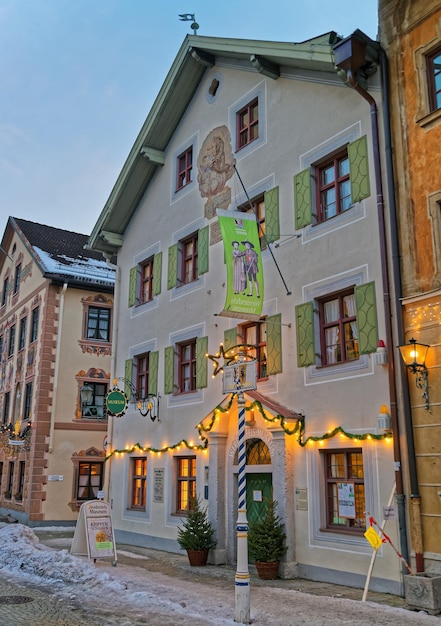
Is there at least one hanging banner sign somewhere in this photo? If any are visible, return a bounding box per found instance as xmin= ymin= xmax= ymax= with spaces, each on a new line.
xmin=217 ymin=209 xmax=264 ymax=320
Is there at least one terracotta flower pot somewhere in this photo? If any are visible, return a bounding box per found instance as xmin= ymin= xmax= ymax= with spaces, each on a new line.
xmin=255 ymin=561 xmax=279 ymax=580
xmin=186 ymin=548 xmax=209 ymax=566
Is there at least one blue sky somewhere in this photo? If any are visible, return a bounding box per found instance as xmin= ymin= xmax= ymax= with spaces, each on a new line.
xmin=0 ymin=0 xmax=378 ymax=234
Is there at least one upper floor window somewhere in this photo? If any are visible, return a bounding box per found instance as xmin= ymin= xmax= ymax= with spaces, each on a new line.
xmin=178 ymin=339 xmax=197 ymax=393
xmin=128 ymin=253 xmax=162 ymax=308
xmin=13 ymin=264 xmax=21 ymax=294
xmin=24 ymin=382 xmax=32 ymax=420
xmin=81 ymin=381 xmax=108 ymax=419
xmin=241 ymin=320 xmax=267 ymax=380
xmin=176 ymin=146 xmax=193 ymax=191
xmin=140 ymin=257 xmax=154 ymax=304
xmin=180 ymin=233 xmax=198 ymax=286
xmin=2 ymin=392 xmax=10 ymax=424
xmin=18 ymin=317 xmax=27 ymax=351
xmin=318 ymin=289 xmax=359 ymax=366
xmin=130 ymin=457 xmax=147 ymax=510
xmin=30 ymin=307 xmax=39 ymax=343
xmin=294 ymin=135 xmax=370 ymax=230
xmin=315 ymin=149 xmax=351 ymax=223
xmin=86 ymin=306 xmax=110 ymax=342
xmin=175 ymin=456 xmax=196 ymax=514
xmin=237 ymin=98 xmax=259 ymax=150
xmin=1 ymin=277 xmax=8 ymax=307
xmin=167 ymin=227 xmax=209 ymax=291
xmin=427 ymin=46 xmax=441 ymax=112
xmin=322 ymin=449 xmax=365 ymax=532
xmin=238 ymin=195 xmax=267 ymax=249
xmin=8 ymin=325 xmax=15 ymax=358
xmin=136 ymin=353 xmax=150 ymax=399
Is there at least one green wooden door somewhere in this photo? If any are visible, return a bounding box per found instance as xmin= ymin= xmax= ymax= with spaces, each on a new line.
xmin=246 ymin=473 xmax=273 ymax=526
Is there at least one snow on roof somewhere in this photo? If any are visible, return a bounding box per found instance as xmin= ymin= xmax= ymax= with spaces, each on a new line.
xmin=33 ymin=245 xmax=115 ymax=285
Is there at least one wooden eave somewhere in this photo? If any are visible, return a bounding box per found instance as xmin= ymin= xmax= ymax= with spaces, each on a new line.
xmin=88 ymin=32 xmax=338 ymax=257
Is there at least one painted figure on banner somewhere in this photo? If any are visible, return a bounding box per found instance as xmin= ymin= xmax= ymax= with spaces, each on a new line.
xmin=242 ymin=241 xmax=260 ymax=298
xmin=232 ymin=241 xmax=246 ymax=294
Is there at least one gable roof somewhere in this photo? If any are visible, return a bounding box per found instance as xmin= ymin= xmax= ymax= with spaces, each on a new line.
xmin=87 ymin=32 xmax=340 ymax=257
xmin=3 ymin=217 xmax=115 ymax=289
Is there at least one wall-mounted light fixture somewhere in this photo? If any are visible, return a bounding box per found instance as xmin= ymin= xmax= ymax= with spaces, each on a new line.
xmin=398 ymin=338 xmax=430 ymax=411
xmin=377 ymin=404 xmax=392 ymax=433
xmin=80 ymin=383 xmax=94 ymax=408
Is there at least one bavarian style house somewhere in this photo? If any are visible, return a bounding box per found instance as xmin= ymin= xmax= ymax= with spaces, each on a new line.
xmin=0 ymin=217 xmax=114 ymax=524
xmin=89 ymin=30 xmax=403 ymax=593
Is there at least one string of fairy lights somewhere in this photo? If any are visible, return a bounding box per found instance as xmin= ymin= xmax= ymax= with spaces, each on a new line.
xmin=104 ymin=393 xmax=393 ymax=461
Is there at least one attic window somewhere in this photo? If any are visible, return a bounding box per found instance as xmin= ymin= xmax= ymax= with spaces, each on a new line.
xmin=208 ymin=78 xmax=219 ymax=97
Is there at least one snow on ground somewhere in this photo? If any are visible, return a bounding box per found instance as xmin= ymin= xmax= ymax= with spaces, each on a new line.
xmin=0 ymin=523 xmax=440 ymax=626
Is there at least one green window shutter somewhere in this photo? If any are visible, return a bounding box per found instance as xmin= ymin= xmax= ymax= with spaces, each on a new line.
xmin=196 ymin=336 xmax=208 ymax=389
xmin=266 ymin=313 xmax=282 ymax=375
xmin=294 ymin=168 xmax=312 ymax=230
xmin=224 ymin=327 xmax=238 ymax=353
xmin=148 ymin=351 xmax=159 ymax=396
xmin=124 ymin=358 xmax=133 ymax=399
xmin=152 ymin=252 xmax=162 ymax=296
xmin=167 ymin=244 xmax=178 ymax=290
xmin=295 ymin=302 xmax=315 ymax=367
xmin=128 ymin=267 xmax=137 ymax=307
xmin=355 ymin=282 xmax=378 ymax=354
xmin=348 ymin=135 xmax=370 ymax=203
xmin=198 ymin=226 xmax=209 ymax=275
xmin=264 ymin=186 xmax=280 ymax=244
xmin=164 ymin=345 xmax=175 ymax=394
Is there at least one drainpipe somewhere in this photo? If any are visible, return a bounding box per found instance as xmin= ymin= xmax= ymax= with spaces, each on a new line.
xmin=333 ymin=33 xmax=414 ymax=572
xmin=49 ymin=282 xmax=68 ymax=453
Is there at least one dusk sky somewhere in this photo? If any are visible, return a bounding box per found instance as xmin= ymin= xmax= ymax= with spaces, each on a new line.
xmin=0 ymin=0 xmax=378 ymax=235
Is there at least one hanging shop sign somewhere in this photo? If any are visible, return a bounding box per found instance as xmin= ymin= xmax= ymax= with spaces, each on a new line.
xmin=105 ymin=389 xmax=128 ymax=417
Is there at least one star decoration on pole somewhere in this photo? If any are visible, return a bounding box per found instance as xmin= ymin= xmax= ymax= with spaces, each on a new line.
xmin=206 ymin=343 xmax=258 ymax=378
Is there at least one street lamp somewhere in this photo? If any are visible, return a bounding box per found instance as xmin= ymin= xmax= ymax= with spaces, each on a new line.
xmin=398 ymin=338 xmax=430 ymax=411
xmin=80 ymin=383 xmax=94 ymax=408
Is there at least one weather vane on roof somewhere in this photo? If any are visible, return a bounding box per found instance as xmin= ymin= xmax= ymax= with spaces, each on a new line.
xmin=178 ymin=13 xmax=199 ymax=35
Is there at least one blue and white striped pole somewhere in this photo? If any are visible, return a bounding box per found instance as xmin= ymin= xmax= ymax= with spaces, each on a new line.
xmin=235 ymin=360 xmax=250 ymax=624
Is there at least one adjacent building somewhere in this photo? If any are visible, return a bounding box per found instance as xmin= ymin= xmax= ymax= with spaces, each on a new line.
xmin=88 ymin=30 xmax=402 ymax=592
xmin=380 ymin=0 xmax=441 ymax=575
xmin=0 ymin=217 xmax=115 ymax=524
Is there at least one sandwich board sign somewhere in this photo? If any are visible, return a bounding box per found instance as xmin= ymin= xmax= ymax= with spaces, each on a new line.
xmin=71 ymin=499 xmax=117 ymax=565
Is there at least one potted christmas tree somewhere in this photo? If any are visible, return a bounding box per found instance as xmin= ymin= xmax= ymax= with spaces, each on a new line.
xmin=177 ymin=496 xmax=217 ymax=566
xmin=248 ymin=498 xmax=287 ymax=579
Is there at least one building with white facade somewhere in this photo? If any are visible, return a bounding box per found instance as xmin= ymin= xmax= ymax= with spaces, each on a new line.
xmin=89 ymin=31 xmax=404 ymax=593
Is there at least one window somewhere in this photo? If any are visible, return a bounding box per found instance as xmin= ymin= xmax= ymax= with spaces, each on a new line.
xmin=76 ymin=461 xmax=103 ymax=501
xmin=322 ymin=449 xmax=365 ymax=531
xmin=86 ymin=306 xmax=110 ymax=342
xmin=180 ymin=233 xmax=198 ymax=285
xmin=136 ymin=353 xmax=149 ymax=399
xmin=176 ymin=456 xmax=196 ymax=514
xmin=237 ymin=98 xmax=259 ymax=150
xmin=176 ymin=146 xmax=193 ymax=190
xmin=130 ymin=457 xmax=147 ymax=509
xmin=8 ymin=325 xmax=15 ymax=357
xmin=295 ymin=135 xmax=370 ymax=231
xmin=81 ymin=382 xmax=107 ymax=418
xmin=427 ymin=46 xmax=441 ymax=112
xmin=0 ymin=334 xmax=3 ymax=361
xmin=178 ymin=339 xmax=196 ymax=393
xmin=238 ymin=195 xmax=267 ymax=249
xmin=24 ymin=382 xmax=32 ymax=420
xmin=319 ymin=289 xmax=359 ymax=366
xmin=2 ymin=392 xmax=10 ymax=424
xmin=13 ymin=264 xmax=21 ymax=294
xmin=16 ymin=461 xmax=25 ymax=500
xmin=1 ymin=277 xmax=8 ymax=307
xmin=315 ymin=148 xmax=351 ymax=223
xmin=30 ymin=307 xmax=39 ymax=343
xmin=18 ymin=317 xmax=27 ymax=351
xmin=241 ymin=321 xmax=267 ymax=380
xmin=140 ymin=257 xmax=154 ymax=304
xmin=5 ymin=461 xmax=14 ymax=498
